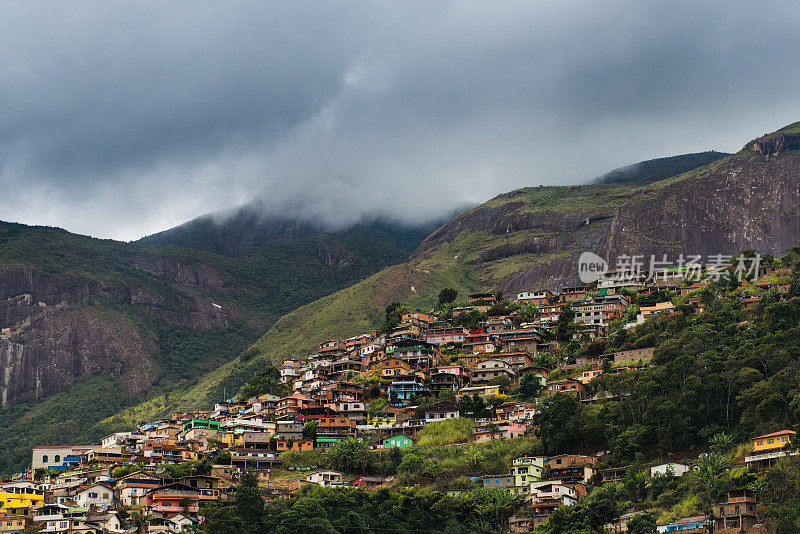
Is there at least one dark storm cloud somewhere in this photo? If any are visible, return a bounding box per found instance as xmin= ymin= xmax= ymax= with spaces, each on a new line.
xmin=1 ymin=1 xmax=800 ymax=240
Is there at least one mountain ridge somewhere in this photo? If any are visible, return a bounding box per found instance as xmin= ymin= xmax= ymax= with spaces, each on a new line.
xmin=591 ymin=150 xmax=729 ymax=184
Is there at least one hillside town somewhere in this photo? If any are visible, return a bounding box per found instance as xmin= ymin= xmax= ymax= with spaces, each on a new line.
xmin=3 ymin=259 xmax=797 ymax=533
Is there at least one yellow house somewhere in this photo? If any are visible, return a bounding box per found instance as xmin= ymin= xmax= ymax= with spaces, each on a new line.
xmin=217 ymin=431 xmax=241 ymax=448
xmin=365 ymin=413 xmax=398 ymax=426
xmin=751 ymin=430 xmax=796 ymax=452
xmin=457 ymin=384 xmax=506 ymax=398
xmin=0 ymin=488 xmax=44 ymax=512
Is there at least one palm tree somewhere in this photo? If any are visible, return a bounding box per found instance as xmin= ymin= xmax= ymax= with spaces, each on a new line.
xmin=693 ymin=452 xmax=731 ymax=523
xmin=709 ymin=432 xmax=735 ymax=454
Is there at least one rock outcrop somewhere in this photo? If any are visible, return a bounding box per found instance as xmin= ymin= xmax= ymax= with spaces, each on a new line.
xmin=0 ymin=258 xmax=235 ymax=406
xmin=412 ymin=127 xmax=800 ymax=294
xmin=749 ymin=132 xmax=800 ymax=157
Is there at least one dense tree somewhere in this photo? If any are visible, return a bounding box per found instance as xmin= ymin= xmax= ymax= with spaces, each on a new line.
xmin=454 ymin=309 xmax=488 ymax=329
xmin=556 ymin=306 xmax=575 ymax=342
xmin=438 ymin=288 xmax=458 ymax=305
xmin=326 ymin=437 xmax=374 ymax=473
xmin=380 ymin=302 xmax=409 ymax=333
xmin=236 ymin=472 xmax=266 ymax=534
xmin=238 ymin=365 xmax=286 ymax=402
xmin=626 ymin=512 xmax=657 ymax=534
xmin=585 ymin=485 xmax=619 ymax=531
xmin=760 ymin=455 xmax=800 ymax=533
xmin=532 ymin=393 xmax=605 ymax=455
xmin=303 ymin=421 xmax=318 ymax=439
xmin=514 ymin=373 xmax=545 ymax=400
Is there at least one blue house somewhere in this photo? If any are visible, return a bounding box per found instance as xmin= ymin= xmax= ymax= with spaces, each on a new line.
xmin=657 ymin=516 xmax=708 ymax=533
xmin=387 ymin=375 xmax=428 ymax=401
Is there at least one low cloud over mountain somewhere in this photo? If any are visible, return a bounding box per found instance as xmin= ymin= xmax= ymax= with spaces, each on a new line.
xmin=2 ymin=1 xmax=800 ymax=239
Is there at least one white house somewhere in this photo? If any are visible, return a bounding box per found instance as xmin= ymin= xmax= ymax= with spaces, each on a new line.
xmin=101 ymin=432 xmax=132 ymax=449
xmin=31 ymin=446 xmax=90 ymax=470
xmin=75 ymin=482 xmax=115 ymax=509
xmin=168 ymin=514 xmax=197 ymax=532
xmin=650 ymin=463 xmax=691 ymax=477
xmin=306 ymin=471 xmax=344 ymax=487
xmin=424 ymin=402 xmax=461 ymax=423
xmin=85 ymin=512 xmax=125 ymax=533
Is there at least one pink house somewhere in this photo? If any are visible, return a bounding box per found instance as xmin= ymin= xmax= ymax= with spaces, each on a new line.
xmin=473 ymin=420 xmax=527 ymax=443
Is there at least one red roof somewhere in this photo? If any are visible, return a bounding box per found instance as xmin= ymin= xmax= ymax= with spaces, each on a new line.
xmin=753 ymin=429 xmax=796 ymax=440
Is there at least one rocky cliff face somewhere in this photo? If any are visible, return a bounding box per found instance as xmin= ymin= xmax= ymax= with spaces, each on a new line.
xmin=0 ymin=255 xmax=237 ymax=406
xmin=606 ymin=144 xmax=800 ymax=264
xmin=412 ymin=125 xmax=800 ymax=294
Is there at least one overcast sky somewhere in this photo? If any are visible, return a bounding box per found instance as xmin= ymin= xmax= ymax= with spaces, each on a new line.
xmin=2 ymin=1 xmax=800 ymax=241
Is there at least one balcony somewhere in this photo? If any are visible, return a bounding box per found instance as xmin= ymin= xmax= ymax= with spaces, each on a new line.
xmin=152 ymin=504 xmax=200 ymax=513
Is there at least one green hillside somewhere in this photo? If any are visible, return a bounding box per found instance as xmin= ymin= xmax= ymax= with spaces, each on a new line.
xmin=106 ymin=121 xmax=800 ymax=432
xmin=97 ymin=155 xmax=730 ymax=428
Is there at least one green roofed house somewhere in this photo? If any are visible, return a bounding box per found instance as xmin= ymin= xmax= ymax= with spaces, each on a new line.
xmin=382 ymin=434 xmax=414 ymax=449
xmin=315 ymin=436 xmax=345 ymax=449
xmin=183 ymin=419 xmax=221 ymax=432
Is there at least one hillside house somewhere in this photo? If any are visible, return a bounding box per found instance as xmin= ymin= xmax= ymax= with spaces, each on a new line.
xmin=578 ymin=369 xmax=602 ymax=384
xmin=650 ymin=463 xmax=691 ymax=477
xmin=656 ymin=516 xmax=709 ymax=533
xmin=515 ymin=290 xmax=553 ymax=306
xmin=472 ymin=359 xmax=516 ymax=384
xmin=497 ymin=330 xmax=544 ymax=354
xmin=349 ymin=476 xmax=384 ymax=489
xmin=388 ymin=375 xmax=428 ymax=401
xmin=482 ymin=474 xmax=514 ymax=488
xmin=424 ymin=402 xmax=461 ymax=422
xmin=542 ymin=378 xmax=586 ymax=398
xmin=712 ymin=488 xmax=761 ymax=533
xmin=426 ymin=327 xmax=470 ymax=345
xmin=143 ymin=483 xmax=201 ymax=519
xmin=492 ymin=351 xmax=534 ymax=371
xmin=318 ymin=340 xmax=346 ymax=357
xmin=276 ymin=394 xmax=317 ymax=419
xmin=474 ymin=421 xmax=526 ymax=443
xmin=486 ymin=316 xmax=513 ymax=334
xmin=401 ymin=312 xmax=437 ymax=325
xmin=382 ymin=434 xmax=414 ymax=448
xmin=547 ymin=454 xmax=597 ymax=484
xmin=512 ymin=456 xmax=545 ymax=487
xmin=468 ymin=293 xmax=498 ymax=305
xmin=745 ymin=429 xmax=797 ymax=468
xmin=372 ymin=357 xmax=413 ymax=377
xmin=452 ymin=304 xmax=491 ymax=316
xmin=610 ymin=347 xmax=654 ymax=365
xmin=115 ymin=471 xmax=161 ymax=507
xmin=306 ymin=471 xmax=344 ymax=487
xmin=458 ymin=384 xmax=506 ymax=399
xmin=640 ymin=301 xmax=675 ymax=319
xmin=463 ymin=330 xmax=499 ymax=353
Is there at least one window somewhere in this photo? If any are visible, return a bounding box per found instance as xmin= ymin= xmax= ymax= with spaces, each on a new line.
xmin=54 ymin=455 xmax=60 ymax=462
xmin=42 ymin=455 xmax=49 ymax=463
